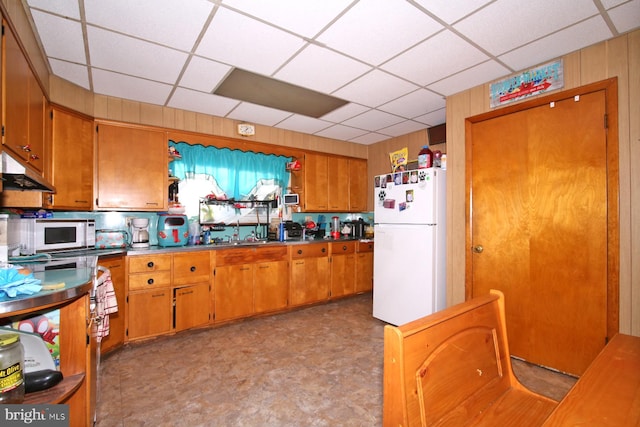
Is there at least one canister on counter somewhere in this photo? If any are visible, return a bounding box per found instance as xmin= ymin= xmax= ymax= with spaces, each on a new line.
xmin=0 ymin=332 xmax=25 ymax=403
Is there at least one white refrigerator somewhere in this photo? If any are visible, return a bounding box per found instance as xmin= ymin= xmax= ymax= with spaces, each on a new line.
xmin=373 ymin=168 xmax=446 ymax=325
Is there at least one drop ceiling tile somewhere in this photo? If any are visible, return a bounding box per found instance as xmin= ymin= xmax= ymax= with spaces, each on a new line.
xmin=382 ymin=30 xmax=488 ymax=86
xmin=26 ymin=0 xmax=80 ymax=19
xmin=499 ymin=16 xmax=613 ymax=71
xmin=226 ymin=102 xmax=292 ymax=127
xmin=413 ymin=0 xmax=492 ymax=24
xmin=454 ymin=0 xmax=600 ymax=56
xmin=196 ymin=7 xmax=305 ymax=76
xmin=85 ymin=0 xmax=213 ymax=51
xmin=333 ymin=70 xmax=418 ymax=107
xmin=413 ymin=108 xmax=446 ymax=126
xmin=320 ymin=103 xmax=370 ymax=123
xmin=316 ymin=0 xmax=443 ymax=65
xmin=221 ymin=0 xmax=352 ymax=38
xmin=30 ymin=11 xmax=86 ymax=63
xmin=427 ymin=60 xmax=510 ymax=96
xmin=180 ymin=57 xmax=232 ymax=93
xmin=607 ymin=0 xmax=640 ymax=33
xmin=342 ymin=109 xmax=404 ymax=131
xmin=274 ymin=44 xmax=371 ymax=94
xmin=350 ymin=132 xmax=389 ymax=145
xmin=168 ymin=88 xmax=240 ymax=117
xmin=601 ymin=0 xmax=629 ymax=8
xmin=49 ymin=59 xmax=90 ymax=90
xmin=378 ymin=120 xmax=430 ymax=137
xmin=92 ymin=69 xmax=173 ymax=105
xmin=315 ymin=124 xmax=368 ymax=140
xmin=88 ymin=26 xmax=187 ymax=84
xmin=378 ymin=89 xmax=445 ymax=119
xmin=276 ymin=115 xmax=333 ymax=134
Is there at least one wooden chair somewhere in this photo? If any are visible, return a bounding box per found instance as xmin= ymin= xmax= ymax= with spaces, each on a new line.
xmin=383 ymin=289 xmax=558 ymax=427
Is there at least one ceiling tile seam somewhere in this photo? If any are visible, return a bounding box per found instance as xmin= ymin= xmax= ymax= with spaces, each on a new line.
xmin=407 ymin=0 xmax=498 ymax=27
xmin=77 ymin=0 xmax=93 ymax=93
xmin=593 ymin=0 xmax=621 ymax=36
xmin=20 ymin=4 xmax=54 ymax=77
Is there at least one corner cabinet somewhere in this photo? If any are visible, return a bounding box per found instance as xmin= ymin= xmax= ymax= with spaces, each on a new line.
xmin=95 ymin=122 xmax=168 ymax=211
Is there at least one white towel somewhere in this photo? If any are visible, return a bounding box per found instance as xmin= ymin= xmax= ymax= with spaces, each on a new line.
xmin=95 ymin=270 xmax=118 ymax=342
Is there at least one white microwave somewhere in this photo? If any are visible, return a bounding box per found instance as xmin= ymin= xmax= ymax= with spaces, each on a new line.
xmin=18 ymin=218 xmax=96 ymax=255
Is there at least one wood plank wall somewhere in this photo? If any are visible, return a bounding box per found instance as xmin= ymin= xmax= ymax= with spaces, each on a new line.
xmin=369 ymin=30 xmax=639 ymax=337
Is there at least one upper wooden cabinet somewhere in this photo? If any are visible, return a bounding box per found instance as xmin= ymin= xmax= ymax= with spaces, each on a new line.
xmin=95 ymin=122 xmax=168 ymax=211
xmin=294 ymin=153 xmax=368 ymax=213
xmin=2 ymin=20 xmax=46 ymax=172
xmin=44 ymin=107 xmax=93 ymax=209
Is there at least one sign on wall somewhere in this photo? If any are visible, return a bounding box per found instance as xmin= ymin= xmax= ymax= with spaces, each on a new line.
xmin=490 ymin=59 xmax=564 ymax=108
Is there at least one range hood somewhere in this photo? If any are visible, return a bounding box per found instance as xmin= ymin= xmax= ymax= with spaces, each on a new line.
xmin=1 ymin=151 xmax=55 ymax=192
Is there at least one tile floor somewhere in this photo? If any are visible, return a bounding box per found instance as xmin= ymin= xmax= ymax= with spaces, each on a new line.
xmin=96 ymin=293 xmax=576 ymax=426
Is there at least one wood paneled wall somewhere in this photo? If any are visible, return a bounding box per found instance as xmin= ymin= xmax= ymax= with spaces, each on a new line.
xmin=369 ymin=30 xmax=640 ymax=337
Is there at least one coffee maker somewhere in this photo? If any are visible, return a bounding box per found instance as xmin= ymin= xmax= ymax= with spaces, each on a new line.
xmin=130 ymin=218 xmax=150 ymax=248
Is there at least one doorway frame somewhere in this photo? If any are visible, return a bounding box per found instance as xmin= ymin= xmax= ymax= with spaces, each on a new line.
xmin=464 ymin=77 xmax=619 ymax=341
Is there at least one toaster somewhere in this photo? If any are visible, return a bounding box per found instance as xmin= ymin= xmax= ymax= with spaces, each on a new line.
xmin=157 ymin=214 xmax=189 ymax=247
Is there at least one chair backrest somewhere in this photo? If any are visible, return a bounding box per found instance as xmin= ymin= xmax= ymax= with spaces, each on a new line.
xmin=383 ymin=290 xmax=519 ymax=426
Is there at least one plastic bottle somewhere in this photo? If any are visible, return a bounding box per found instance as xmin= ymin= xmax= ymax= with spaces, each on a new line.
xmin=0 ymin=333 xmax=25 ymax=404
xmin=417 ymin=145 xmax=433 ymax=169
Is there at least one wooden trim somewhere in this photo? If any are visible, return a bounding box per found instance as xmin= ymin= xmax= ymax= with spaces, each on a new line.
xmin=464 ymin=77 xmax=620 ymax=339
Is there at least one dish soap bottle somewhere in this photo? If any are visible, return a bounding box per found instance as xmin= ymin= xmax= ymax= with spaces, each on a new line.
xmin=417 ymin=145 xmax=433 ymax=168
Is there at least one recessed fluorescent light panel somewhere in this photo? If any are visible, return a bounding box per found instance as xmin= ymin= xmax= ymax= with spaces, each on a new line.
xmin=214 ymin=68 xmax=348 ymax=118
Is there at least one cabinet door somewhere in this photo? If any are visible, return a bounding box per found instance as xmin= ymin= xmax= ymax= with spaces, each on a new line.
xmin=355 ymin=252 xmax=373 ymax=293
xmin=174 ymin=283 xmax=210 ymax=331
xmin=98 ymin=256 xmax=126 ymax=353
xmin=127 ymin=289 xmax=172 ymax=340
xmin=349 ymin=159 xmax=368 ymax=212
xmin=215 ymin=264 xmax=254 ymax=321
xmin=3 ymin=21 xmax=30 ymax=161
xmin=328 ymin=156 xmax=349 ymax=211
xmin=290 ymin=257 xmax=330 ymax=306
xmin=46 ymin=108 xmax=93 ymax=209
xmin=173 ymin=251 xmax=211 ymax=285
xmin=96 ymin=123 xmax=167 ymax=210
xmin=254 ymin=260 xmax=288 ymax=313
xmin=330 ymin=253 xmax=356 ymax=298
xmin=303 ymin=153 xmax=328 ymax=211
xmin=27 ymin=73 xmax=45 ymax=172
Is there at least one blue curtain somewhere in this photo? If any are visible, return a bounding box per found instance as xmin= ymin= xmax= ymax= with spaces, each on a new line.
xmin=169 ymin=141 xmax=291 ymax=200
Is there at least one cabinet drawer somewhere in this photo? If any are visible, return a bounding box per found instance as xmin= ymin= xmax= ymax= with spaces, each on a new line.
xmin=330 ymin=241 xmax=356 ymax=254
xmin=357 ymin=241 xmax=374 ymax=253
xmin=128 ymin=254 xmax=172 ymax=273
xmin=216 ymin=245 xmax=288 ymax=265
xmin=290 ymin=243 xmax=329 ymax=259
xmin=128 ymin=271 xmax=172 ymax=290
xmin=173 ymin=251 xmax=211 ymax=284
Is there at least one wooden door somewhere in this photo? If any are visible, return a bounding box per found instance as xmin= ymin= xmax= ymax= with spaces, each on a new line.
xmin=254 ymin=260 xmax=288 ymax=313
xmin=127 ymin=289 xmax=172 ymax=339
xmin=304 ymin=153 xmax=328 ymax=210
xmin=349 ymin=158 xmax=368 ymax=212
xmin=468 ymin=88 xmax=614 ymax=375
xmin=214 ymin=264 xmax=254 ymax=321
xmin=174 ymin=283 xmax=210 ymax=331
xmin=355 ymin=252 xmax=373 ymax=293
xmin=328 ymin=156 xmax=349 ymax=211
xmin=98 ymin=256 xmax=126 ymax=354
xmin=47 ymin=107 xmax=94 ymax=209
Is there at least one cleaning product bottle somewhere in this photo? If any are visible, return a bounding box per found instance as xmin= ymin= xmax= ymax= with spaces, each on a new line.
xmin=417 ymin=145 xmax=433 ymax=168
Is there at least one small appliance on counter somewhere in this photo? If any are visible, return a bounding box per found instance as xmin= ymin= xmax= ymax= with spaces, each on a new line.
xmin=157 ymin=214 xmax=188 ymax=247
xmin=129 ymin=218 xmax=150 ymax=248
xmin=95 ymin=229 xmax=128 ymax=249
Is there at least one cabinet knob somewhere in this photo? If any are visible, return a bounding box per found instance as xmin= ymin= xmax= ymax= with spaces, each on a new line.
xmin=147 ymin=261 xmax=154 ymax=268
xmin=147 ymin=278 xmax=154 ymax=285
xmin=472 ymin=245 xmax=484 ymax=254
xmin=190 ymin=266 xmax=196 ymax=272
xmin=297 ymin=249 xmax=303 ymax=255
xmin=321 ymin=248 xmax=326 ymax=253
xmin=342 ymin=245 xmax=347 ymax=251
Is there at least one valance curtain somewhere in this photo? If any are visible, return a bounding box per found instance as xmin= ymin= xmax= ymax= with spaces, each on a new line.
xmin=168 ymin=141 xmax=291 ymax=200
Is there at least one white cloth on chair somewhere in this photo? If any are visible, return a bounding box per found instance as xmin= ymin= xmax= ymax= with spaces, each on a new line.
xmin=95 ymin=269 xmax=118 ymax=342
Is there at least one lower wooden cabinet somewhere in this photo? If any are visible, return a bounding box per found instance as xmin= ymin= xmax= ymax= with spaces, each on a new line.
xmin=174 ymin=282 xmax=211 ymax=331
xmin=355 ymin=241 xmax=374 ymax=293
xmin=127 ymin=289 xmax=173 ymax=339
xmin=98 ymin=255 xmax=126 ymax=353
xmin=330 ymin=241 xmax=357 ymax=298
xmin=290 ymin=243 xmax=330 ymax=306
xmin=214 ymin=264 xmax=254 ymax=322
xmin=254 ymin=260 xmax=289 ymax=313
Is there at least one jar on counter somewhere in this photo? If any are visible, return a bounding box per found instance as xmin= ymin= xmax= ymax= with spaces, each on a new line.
xmin=0 ymin=332 xmax=25 ymax=403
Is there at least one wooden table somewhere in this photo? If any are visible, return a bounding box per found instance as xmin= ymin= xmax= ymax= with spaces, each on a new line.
xmin=542 ymin=333 xmax=640 ymax=426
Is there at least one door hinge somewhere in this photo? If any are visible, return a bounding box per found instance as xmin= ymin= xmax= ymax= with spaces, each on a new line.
xmin=1 ymin=125 xmax=4 ymax=137
xmin=86 ymin=334 xmax=90 ymax=345
xmin=604 ymin=114 xmax=608 ymax=129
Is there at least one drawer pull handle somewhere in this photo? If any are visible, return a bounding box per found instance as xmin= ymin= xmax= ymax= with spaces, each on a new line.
xmin=147 ymin=261 xmax=154 ymax=268
xmin=147 ymin=278 xmax=154 ymax=285
xmin=190 ymin=266 xmax=196 ymax=272
xmin=180 ymin=290 xmax=194 ymax=295
xmin=152 ymin=293 xmax=164 ymax=298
